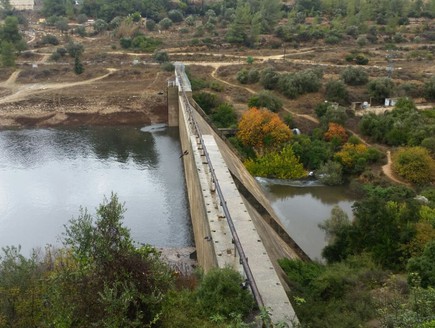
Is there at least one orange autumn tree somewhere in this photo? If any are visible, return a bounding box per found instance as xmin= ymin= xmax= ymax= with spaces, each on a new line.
xmin=324 ymin=122 xmax=348 ymax=143
xmin=237 ymin=107 xmax=292 ymax=155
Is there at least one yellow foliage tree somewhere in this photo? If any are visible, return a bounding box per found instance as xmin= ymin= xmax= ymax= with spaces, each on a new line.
xmin=335 ymin=143 xmax=368 ymax=169
xmin=236 ymin=107 xmax=292 ymax=155
xmin=392 ymin=147 xmax=435 ymax=184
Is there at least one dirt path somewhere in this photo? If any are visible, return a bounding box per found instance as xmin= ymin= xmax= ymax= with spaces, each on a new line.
xmin=0 ymin=68 xmax=117 ymax=105
xmin=382 ymin=151 xmax=410 ymax=186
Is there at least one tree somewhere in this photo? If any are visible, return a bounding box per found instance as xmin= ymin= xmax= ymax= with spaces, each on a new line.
xmin=244 ymin=144 xmax=306 ymax=179
xmin=392 ymin=147 xmax=435 ymax=184
xmin=237 ymin=107 xmax=292 ymax=155
xmin=159 ymin=17 xmax=173 ymax=30
xmin=424 ymin=76 xmax=435 ymax=100
xmin=55 ymin=17 xmax=69 ymax=33
xmin=407 ymin=240 xmax=435 ymax=288
xmin=193 ymin=92 xmax=221 ymax=114
xmin=0 ymin=16 xmax=21 ymax=44
xmin=153 ymin=50 xmax=169 ymax=63
xmin=93 ymin=19 xmax=108 ymax=34
xmin=368 ymin=77 xmax=395 ymax=99
xmin=259 ymin=0 xmax=281 ymax=32
xmin=324 ymin=123 xmax=348 ymax=143
xmin=226 ymin=2 xmax=261 ymax=47
xmin=210 ymin=103 xmax=237 ymax=128
xmin=168 ymin=9 xmax=183 ymax=23
xmin=325 ymin=80 xmax=349 ymax=104
xmin=316 ymin=160 xmax=343 ymax=185
xmin=260 ymin=67 xmax=279 ymax=90
xmin=341 ymin=66 xmax=369 ymax=86
xmin=248 ymin=91 xmax=283 ymax=112
xmin=66 ymin=41 xmax=84 ymax=58
xmin=319 ymin=205 xmax=351 ymax=242
xmin=55 ymin=194 xmax=174 ymax=326
xmin=0 ymin=40 xmax=15 ymax=67
xmin=74 ymin=56 xmax=84 ymax=74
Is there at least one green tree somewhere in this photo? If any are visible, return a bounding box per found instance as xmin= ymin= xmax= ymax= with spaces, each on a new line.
xmin=316 ymin=160 xmax=344 ymax=185
xmin=244 ymin=144 xmax=306 ymax=179
xmin=325 ymin=80 xmax=349 ymax=105
xmin=66 ymin=41 xmax=84 ymax=58
xmin=159 ymin=17 xmax=173 ymax=30
xmin=407 ymin=240 xmax=435 ymax=287
xmin=367 ymin=77 xmax=395 ymax=99
xmin=0 ymin=40 xmax=15 ymax=67
xmin=341 ymin=66 xmax=369 ymax=86
xmin=424 ymin=76 xmax=435 ymax=100
xmin=248 ymin=90 xmax=283 ymax=112
xmin=210 ymin=103 xmax=237 ymax=128
xmin=74 ymin=56 xmax=84 ymax=74
xmin=226 ymin=2 xmax=261 ymax=47
xmin=0 ymin=16 xmax=22 ymax=44
xmin=93 ymin=19 xmax=108 ymax=34
xmin=259 ymin=0 xmax=281 ymax=32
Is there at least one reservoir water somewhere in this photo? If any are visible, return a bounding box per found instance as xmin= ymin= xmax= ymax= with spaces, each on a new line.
xmin=0 ymin=126 xmax=193 ymax=256
xmin=257 ymin=178 xmax=356 ymax=261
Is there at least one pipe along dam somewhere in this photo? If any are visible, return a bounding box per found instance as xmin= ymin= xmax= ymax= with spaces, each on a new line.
xmin=168 ymin=63 xmax=310 ymax=325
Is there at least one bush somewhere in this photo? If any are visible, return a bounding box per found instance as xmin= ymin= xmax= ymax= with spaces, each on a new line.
xmin=75 ymin=26 xmax=87 ymax=37
xmin=236 ymin=68 xmax=259 ymax=84
xmin=168 ymin=10 xmax=183 ymax=23
xmin=159 ymin=18 xmax=173 ymax=30
xmin=193 ymin=92 xmax=220 ymax=114
xmin=244 ymin=145 xmax=306 ymax=179
xmin=260 ymin=67 xmax=279 ymax=90
xmin=76 ymin=13 xmax=88 ymax=24
xmin=146 ymin=19 xmax=156 ymax=31
xmin=424 ymin=77 xmax=435 ymax=100
xmin=120 ymin=37 xmax=132 ymax=49
xmin=161 ymin=62 xmax=174 ymax=72
xmin=42 ymin=34 xmax=59 ymax=45
xmin=341 ymin=67 xmax=369 ymax=86
xmin=153 ymin=51 xmax=169 ymax=63
xmin=248 ymin=91 xmax=283 ymax=112
xmin=131 ymin=36 xmax=161 ymax=52
xmin=210 ymin=103 xmax=237 ymax=128
xmin=317 ymin=161 xmax=343 ymax=185
xmin=325 ymin=80 xmax=349 ymax=105
xmin=185 ymin=15 xmax=195 ymax=26
xmin=368 ymin=78 xmax=395 ymax=99
xmin=196 ymin=268 xmax=254 ymax=318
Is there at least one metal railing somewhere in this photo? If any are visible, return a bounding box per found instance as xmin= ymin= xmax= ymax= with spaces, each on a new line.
xmin=175 ymin=66 xmax=264 ymax=309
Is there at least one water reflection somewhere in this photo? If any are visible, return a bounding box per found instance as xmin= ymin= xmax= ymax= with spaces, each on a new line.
xmin=257 ymin=178 xmax=356 ymax=261
xmin=0 ymin=126 xmax=192 ymax=255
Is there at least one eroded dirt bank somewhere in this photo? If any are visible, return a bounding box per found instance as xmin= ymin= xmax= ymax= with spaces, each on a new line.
xmin=0 ymin=66 xmax=170 ymax=129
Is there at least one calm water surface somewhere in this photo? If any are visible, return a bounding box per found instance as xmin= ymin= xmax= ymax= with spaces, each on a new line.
xmin=257 ymin=178 xmax=356 ymax=261
xmin=0 ymin=126 xmax=193 ymax=255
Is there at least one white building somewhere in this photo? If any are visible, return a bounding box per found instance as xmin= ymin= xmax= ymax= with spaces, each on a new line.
xmin=10 ymin=0 xmax=34 ymax=10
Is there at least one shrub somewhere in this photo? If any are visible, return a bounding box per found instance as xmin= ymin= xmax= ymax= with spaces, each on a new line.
xmin=75 ymin=26 xmax=87 ymax=37
xmin=260 ymin=67 xmax=279 ymax=90
xmin=131 ymin=11 xmax=141 ymax=22
xmin=120 ymin=37 xmax=132 ymax=49
xmin=236 ymin=68 xmax=259 ymax=84
xmin=368 ymin=78 xmax=395 ymax=99
xmin=159 ymin=18 xmax=173 ymax=30
xmin=131 ymin=36 xmax=161 ymax=52
xmin=146 ymin=19 xmax=156 ymax=31
xmin=93 ymin=19 xmax=108 ymax=33
xmin=161 ymin=62 xmax=174 ymax=72
xmin=354 ymin=54 xmax=369 ymax=65
xmin=193 ymin=92 xmax=220 ymax=114
xmin=196 ymin=268 xmax=254 ymax=318
xmin=341 ymin=67 xmax=369 ymax=86
xmin=153 ymin=51 xmax=169 ymax=63
xmin=424 ymin=77 xmax=435 ymax=100
xmin=185 ymin=15 xmax=195 ymax=26
xmin=248 ymin=91 xmax=283 ymax=112
xmin=168 ymin=10 xmax=183 ymax=23
xmin=317 ymin=161 xmax=344 ymax=185
xmin=244 ymin=144 xmax=306 ymax=179
xmin=211 ymin=103 xmax=237 ymax=128
xmin=325 ymin=80 xmax=349 ymax=105
xmin=42 ymin=34 xmax=59 ymax=45
xmin=76 ymin=14 xmax=88 ymax=24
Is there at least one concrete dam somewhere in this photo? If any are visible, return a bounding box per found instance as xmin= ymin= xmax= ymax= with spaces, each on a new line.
xmin=168 ymin=63 xmax=309 ymax=325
